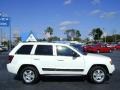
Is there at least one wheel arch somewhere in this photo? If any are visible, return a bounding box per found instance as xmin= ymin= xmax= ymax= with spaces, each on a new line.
xmin=17 ymin=64 xmax=40 ymax=76
xmin=87 ymin=64 xmax=109 ymax=75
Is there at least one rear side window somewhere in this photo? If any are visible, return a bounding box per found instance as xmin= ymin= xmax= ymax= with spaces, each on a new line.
xmin=16 ymin=45 xmax=33 ymax=55
xmin=35 ymin=45 xmax=53 ymax=55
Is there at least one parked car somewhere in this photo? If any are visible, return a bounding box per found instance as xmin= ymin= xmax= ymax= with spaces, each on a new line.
xmin=0 ymin=45 xmax=8 ymax=52
xmin=83 ymin=45 xmax=92 ymax=52
xmin=115 ymin=44 xmax=120 ymax=50
xmin=86 ymin=44 xmax=112 ymax=53
xmin=0 ymin=46 xmax=3 ymax=52
xmin=70 ymin=44 xmax=87 ymax=55
xmin=7 ymin=42 xmax=115 ymax=84
xmin=105 ymin=44 xmax=116 ymax=50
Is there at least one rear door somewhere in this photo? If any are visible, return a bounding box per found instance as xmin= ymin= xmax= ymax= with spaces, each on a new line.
xmin=13 ymin=45 xmax=33 ymax=65
xmin=31 ymin=44 xmax=58 ymax=74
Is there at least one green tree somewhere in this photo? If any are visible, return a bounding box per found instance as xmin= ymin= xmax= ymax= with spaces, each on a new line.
xmin=16 ymin=37 xmax=21 ymax=42
xmin=73 ymin=37 xmax=81 ymax=42
xmin=102 ymin=34 xmax=120 ymax=42
xmin=112 ymin=34 xmax=120 ymax=42
xmin=65 ymin=29 xmax=75 ymax=40
xmin=103 ymin=36 xmax=113 ymax=42
xmin=76 ymin=30 xmax=81 ymax=38
xmin=45 ymin=26 xmax=54 ymax=41
xmin=65 ymin=29 xmax=81 ymax=41
xmin=46 ymin=36 xmax=60 ymax=42
xmin=90 ymin=28 xmax=103 ymax=41
xmin=45 ymin=26 xmax=53 ymax=35
xmin=51 ymin=36 xmax=60 ymax=41
xmin=1 ymin=41 xmax=8 ymax=47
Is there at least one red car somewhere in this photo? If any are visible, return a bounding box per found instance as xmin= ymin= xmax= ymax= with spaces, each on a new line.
xmin=83 ymin=45 xmax=92 ymax=52
xmin=105 ymin=44 xmax=116 ymax=50
xmin=86 ymin=44 xmax=112 ymax=53
xmin=115 ymin=44 xmax=120 ymax=50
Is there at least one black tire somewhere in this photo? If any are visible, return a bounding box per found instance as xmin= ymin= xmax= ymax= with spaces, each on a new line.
xmin=87 ymin=66 xmax=107 ymax=84
xmin=20 ymin=66 xmax=40 ymax=84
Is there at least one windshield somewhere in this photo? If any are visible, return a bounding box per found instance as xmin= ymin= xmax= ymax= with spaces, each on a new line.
xmin=71 ymin=44 xmax=87 ymax=55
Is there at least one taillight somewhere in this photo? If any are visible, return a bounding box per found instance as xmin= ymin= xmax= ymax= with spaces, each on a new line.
xmin=8 ymin=55 xmax=14 ymax=63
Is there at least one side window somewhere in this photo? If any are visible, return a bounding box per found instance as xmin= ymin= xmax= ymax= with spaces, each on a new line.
xmin=35 ymin=45 xmax=53 ymax=55
xmin=57 ymin=45 xmax=77 ymax=56
xmin=16 ymin=45 xmax=33 ymax=54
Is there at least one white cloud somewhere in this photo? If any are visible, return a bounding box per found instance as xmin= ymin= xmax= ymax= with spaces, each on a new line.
xmin=59 ymin=26 xmax=67 ymax=30
xmin=64 ymin=0 xmax=72 ymax=5
xmin=59 ymin=20 xmax=80 ymax=31
xmin=60 ymin=21 xmax=80 ymax=26
xmin=100 ymin=12 xmax=117 ymax=18
xmin=90 ymin=9 xmax=101 ymax=15
xmin=91 ymin=0 xmax=102 ymax=5
xmin=90 ymin=9 xmax=118 ymax=19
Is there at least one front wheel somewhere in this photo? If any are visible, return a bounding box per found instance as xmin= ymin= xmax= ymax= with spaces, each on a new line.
xmin=20 ymin=66 xmax=40 ymax=84
xmin=88 ymin=66 xmax=107 ymax=84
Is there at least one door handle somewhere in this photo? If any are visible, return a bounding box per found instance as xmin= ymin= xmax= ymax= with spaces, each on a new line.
xmin=34 ymin=59 xmax=39 ymax=60
xmin=58 ymin=60 xmax=64 ymax=61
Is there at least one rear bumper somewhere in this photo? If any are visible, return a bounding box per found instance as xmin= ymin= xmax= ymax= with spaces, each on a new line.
xmin=7 ymin=63 xmax=18 ymax=74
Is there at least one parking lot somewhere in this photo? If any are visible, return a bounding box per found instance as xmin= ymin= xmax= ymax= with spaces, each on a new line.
xmin=0 ymin=51 xmax=120 ymax=90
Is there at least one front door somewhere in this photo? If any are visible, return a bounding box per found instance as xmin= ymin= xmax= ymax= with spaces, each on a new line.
xmin=53 ymin=45 xmax=85 ymax=75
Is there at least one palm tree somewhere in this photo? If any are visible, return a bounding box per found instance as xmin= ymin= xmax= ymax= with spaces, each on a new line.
xmin=45 ymin=27 xmax=53 ymax=35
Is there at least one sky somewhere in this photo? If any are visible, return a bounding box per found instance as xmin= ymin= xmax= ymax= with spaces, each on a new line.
xmin=0 ymin=0 xmax=120 ymax=41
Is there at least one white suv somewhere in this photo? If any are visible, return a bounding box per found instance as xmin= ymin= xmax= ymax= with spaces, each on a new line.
xmin=7 ymin=42 xmax=115 ymax=84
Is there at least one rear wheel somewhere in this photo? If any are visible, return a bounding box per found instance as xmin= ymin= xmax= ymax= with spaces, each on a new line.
xmin=20 ymin=66 xmax=40 ymax=84
xmin=88 ymin=66 xmax=107 ymax=84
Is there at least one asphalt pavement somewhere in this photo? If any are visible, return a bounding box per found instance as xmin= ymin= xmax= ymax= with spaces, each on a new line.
xmin=0 ymin=51 xmax=120 ymax=90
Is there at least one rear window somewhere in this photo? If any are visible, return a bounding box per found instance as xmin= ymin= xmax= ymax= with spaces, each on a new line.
xmin=16 ymin=45 xmax=33 ymax=55
xmin=35 ymin=45 xmax=53 ymax=55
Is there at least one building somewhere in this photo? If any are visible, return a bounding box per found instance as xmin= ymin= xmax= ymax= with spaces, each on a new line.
xmin=26 ymin=31 xmax=37 ymax=42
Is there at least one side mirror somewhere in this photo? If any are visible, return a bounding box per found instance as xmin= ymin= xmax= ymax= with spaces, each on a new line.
xmin=72 ymin=52 xmax=79 ymax=57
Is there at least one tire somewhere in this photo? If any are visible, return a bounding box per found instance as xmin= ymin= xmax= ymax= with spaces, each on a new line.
xmin=20 ymin=66 xmax=40 ymax=84
xmin=109 ymin=49 xmax=112 ymax=53
xmin=97 ymin=50 xmax=100 ymax=53
xmin=87 ymin=66 xmax=107 ymax=84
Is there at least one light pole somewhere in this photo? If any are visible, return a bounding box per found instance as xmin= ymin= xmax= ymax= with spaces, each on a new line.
xmin=9 ymin=17 xmax=12 ymax=51
xmin=113 ymin=29 xmax=117 ymax=43
xmin=104 ymin=32 xmax=107 ymax=44
xmin=103 ymin=28 xmax=107 ymax=44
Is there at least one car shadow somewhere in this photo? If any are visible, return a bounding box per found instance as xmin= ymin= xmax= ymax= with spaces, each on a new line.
xmin=39 ymin=76 xmax=86 ymax=82
xmin=14 ymin=75 xmax=86 ymax=82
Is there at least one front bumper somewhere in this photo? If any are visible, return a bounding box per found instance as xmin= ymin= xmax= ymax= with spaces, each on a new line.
xmin=109 ymin=64 xmax=115 ymax=74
